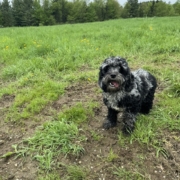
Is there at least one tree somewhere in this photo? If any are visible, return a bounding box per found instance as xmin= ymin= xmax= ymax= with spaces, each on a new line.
xmin=138 ymin=2 xmax=151 ymax=17
xmin=121 ymin=2 xmax=131 ymax=18
xmin=85 ymin=2 xmax=98 ymax=22
xmin=0 ymin=3 xmax=2 ymax=26
xmin=149 ymin=0 xmax=156 ymax=16
xmin=67 ymin=0 xmax=88 ymax=23
xmin=94 ymin=0 xmax=106 ymax=21
xmin=105 ymin=0 xmax=122 ymax=20
xmin=127 ymin=0 xmax=139 ymax=17
xmin=23 ymin=0 xmax=33 ymax=26
xmin=154 ymin=0 xmax=171 ymax=16
xmin=12 ymin=0 xmax=25 ymax=26
xmin=51 ymin=0 xmax=62 ymax=23
xmin=42 ymin=0 xmax=56 ymax=25
xmin=1 ymin=0 xmax=14 ymax=26
xmin=51 ymin=0 xmax=68 ymax=23
xmin=31 ymin=0 xmax=44 ymax=26
xmin=173 ymin=0 xmax=180 ymax=15
xmin=166 ymin=3 xmax=176 ymax=16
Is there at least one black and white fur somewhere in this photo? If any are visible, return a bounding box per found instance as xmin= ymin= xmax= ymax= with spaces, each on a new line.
xmin=98 ymin=56 xmax=157 ymax=134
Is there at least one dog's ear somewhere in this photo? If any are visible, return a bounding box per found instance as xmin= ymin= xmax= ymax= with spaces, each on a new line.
xmin=115 ymin=57 xmax=134 ymax=92
xmin=98 ymin=66 xmax=103 ymax=88
xmin=124 ymin=73 xmax=134 ymax=92
xmin=116 ymin=57 xmax=130 ymax=76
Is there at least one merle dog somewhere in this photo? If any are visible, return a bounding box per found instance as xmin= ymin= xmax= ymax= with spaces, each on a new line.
xmin=98 ymin=56 xmax=157 ymax=134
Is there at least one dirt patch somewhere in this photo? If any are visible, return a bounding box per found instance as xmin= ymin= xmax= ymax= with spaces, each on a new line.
xmin=0 ymin=82 xmax=180 ymax=180
xmin=0 ymin=94 xmax=39 ymax=180
xmin=52 ymin=82 xmax=99 ymax=110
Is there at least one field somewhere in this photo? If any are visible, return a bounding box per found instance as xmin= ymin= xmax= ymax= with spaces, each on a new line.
xmin=0 ymin=17 xmax=180 ymax=180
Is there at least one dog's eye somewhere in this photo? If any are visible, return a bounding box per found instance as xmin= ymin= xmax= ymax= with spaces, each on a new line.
xmin=118 ymin=67 xmax=122 ymax=73
xmin=103 ymin=66 xmax=109 ymax=73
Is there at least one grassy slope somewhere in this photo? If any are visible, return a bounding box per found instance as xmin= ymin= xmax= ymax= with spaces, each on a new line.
xmin=0 ymin=17 xmax=180 ymax=179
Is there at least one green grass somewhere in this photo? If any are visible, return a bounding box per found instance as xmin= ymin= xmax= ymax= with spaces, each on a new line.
xmin=0 ymin=17 xmax=180 ymax=179
xmin=106 ymin=149 xmax=119 ymax=162
xmin=11 ymin=101 xmax=98 ymax=171
xmin=113 ymin=167 xmax=145 ymax=180
xmin=66 ymin=165 xmax=87 ymax=180
xmin=58 ymin=102 xmax=99 ymax=124
xmin=14 ymin=118 xmax=85 ymax=171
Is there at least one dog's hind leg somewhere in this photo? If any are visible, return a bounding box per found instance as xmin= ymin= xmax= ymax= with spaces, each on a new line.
xmin=103 ymin=108 xmax=118 ymax=129
xmin=140 ymin=87 xmax=156 ymax=114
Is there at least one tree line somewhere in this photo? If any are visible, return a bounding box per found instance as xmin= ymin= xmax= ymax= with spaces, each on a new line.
xmin=0 ymin=0 xmax=180 ymax=27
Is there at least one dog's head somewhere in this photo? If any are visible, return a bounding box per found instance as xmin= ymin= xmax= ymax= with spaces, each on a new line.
xmin=98 ymin=56 xmax=133 ymax=93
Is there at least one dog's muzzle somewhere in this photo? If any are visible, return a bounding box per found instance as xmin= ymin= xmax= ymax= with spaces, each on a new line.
xmin=102 ymin=74 xmax=124 ymax=92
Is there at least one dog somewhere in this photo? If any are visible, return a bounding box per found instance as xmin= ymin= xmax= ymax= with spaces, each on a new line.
xmin=98 ymin=56 xmax=157 ymax=134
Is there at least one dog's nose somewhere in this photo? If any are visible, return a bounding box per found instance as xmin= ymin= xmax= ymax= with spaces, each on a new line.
xmin=111 ymin=74 xmax=116 ymax=78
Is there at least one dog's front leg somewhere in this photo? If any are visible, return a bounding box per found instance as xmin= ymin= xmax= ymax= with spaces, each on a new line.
xmin=103 ymin=108 xmax=118 ymax=129
xmin=122 ymin=111 xmax=136 ymax=134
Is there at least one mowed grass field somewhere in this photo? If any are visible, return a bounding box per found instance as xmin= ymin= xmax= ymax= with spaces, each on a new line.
xmin=0 ymin=17 xmax=180 ymax=180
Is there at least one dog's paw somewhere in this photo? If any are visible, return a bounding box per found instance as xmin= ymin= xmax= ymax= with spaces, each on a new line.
xmin=103 ymin=120 xmax=116 ymax=129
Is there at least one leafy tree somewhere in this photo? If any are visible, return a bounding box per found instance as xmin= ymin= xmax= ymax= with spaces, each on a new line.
xmin=1 ymin=0 xmax=14 ymax=27
xmin=85 ymin=2 xmax=98 ymax=22
xmin=67 ymin=0 xmax=88 ymax=23
xmin=154 ymin=0 xmax=171 ymax=16
xmin=42 ymin=0 xmax=56 ymax=25
xmin=138 ymin=2 xmax=151 ymax=17
xmin=105 ymin=0 xmax=122 ymax=19
xmin=0 ymin=3 xmax=2 ymax=26
xmin=94 ymin=0 xmax=106 ymax=21
xmin=121 ymin=2 xmax=131 ymax=18
xmin=12 ymin=0 xmax=25 ymax=26
xmin=31 ymin=0 xmax=44 ymax=26
xmin=127 ymin=0 xmax=139 ymax=17
xmin=166 ymin=3 xmax=176 ymax=16
xmin=23 ymin=0 xmax=33 ymax=26
xmin=173 ymin=0 xmax=180 ymax=15
xmin=51 ymin=0 xmax=62 ymax=23
xmin=149 ymin=0 xmax=156 ymax=16
xmin=0 ymin=13 xmax=2 ymax=26
xmin=51 ymin=0 xmax=68 ymax=23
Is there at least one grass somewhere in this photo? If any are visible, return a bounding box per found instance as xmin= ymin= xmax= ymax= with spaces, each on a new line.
xmin=57 ymin=102 xmax=98 ymax=124
xmin=66 ymin=165 xmax=87 ymax=180
xmin=0 ymin=16 xmax=180 ymax=179
xmin=10 ymin=101 xmax=98 ymax=171
xmin=14 ymin=118 xmax=85 ymax=170
xmin=106 ymin=149 xmax=119 ymax=162
xmin=113 ymin=167 xmax=145 ymax=180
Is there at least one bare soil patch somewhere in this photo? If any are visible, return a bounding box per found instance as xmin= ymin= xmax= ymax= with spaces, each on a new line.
xmin=0 ymin=82 xmax=180 ymax=180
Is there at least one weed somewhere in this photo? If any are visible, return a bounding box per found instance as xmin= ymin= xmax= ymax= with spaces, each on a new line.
xmin=106 ymin=149 xmax=119 ymax=162
xmin=66 ymin=165 xmax=87 ymax=180
xmin=118 ymin=132 xmax=127 ymax=147
xmin=113 ymin=167 xmax=145 ymax=180
xmin=37 ymin=172 xmax=61 ymax=180
xmin=90 ymin=130 xmax=102 ymax=141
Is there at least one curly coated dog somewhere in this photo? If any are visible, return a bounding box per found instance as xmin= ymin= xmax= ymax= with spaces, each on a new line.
xmin=98 ymin=56 xmax=157 ymax=134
